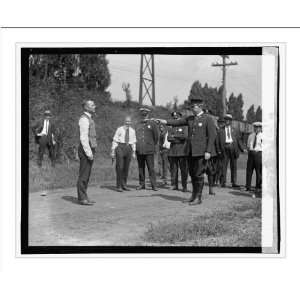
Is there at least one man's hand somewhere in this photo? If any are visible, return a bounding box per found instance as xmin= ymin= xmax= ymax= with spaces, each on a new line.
xmin=204 ymin=152 xmax=211 ymax=160
xmin=111 ymin=152 xmax=115 ymax=159
xmin=87 ymin=154 xmax=94 ymax=161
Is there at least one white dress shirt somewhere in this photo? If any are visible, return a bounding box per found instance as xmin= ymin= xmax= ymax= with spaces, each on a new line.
xmin=79 ymin=112 xmax=93 ymax=158
xmin=162 ymin=131 xmax=170 ymax=149
xmin=38 ymin=119 xmax=49 ymax=136
xmin=247 ymin=131 xmax=262 ymax=152
xmin=225 ymin=126 xmax=233 ymax=143
xmin=112 ymin=126 xmax=137 ymax=152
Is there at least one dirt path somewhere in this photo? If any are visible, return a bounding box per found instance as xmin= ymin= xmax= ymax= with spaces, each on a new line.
xmin=29 ymin=174 xmax=257 ymax=246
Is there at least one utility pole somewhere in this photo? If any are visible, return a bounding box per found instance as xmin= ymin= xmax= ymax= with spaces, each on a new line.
xmin=212 ymin=55 xmax=238 ymax=116
xmin=139 ymin=54 xmax=155 ymax=106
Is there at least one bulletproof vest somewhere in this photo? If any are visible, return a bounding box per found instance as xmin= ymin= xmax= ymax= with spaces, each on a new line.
xmin=80 ymin=113 xmax=97 ymax=148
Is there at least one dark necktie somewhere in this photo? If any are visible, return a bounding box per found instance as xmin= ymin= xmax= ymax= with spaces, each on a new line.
xmin=253 ymin=133 xmax=257 ymax=149
xmin=125 ymin=127 xmax=129 ymax=144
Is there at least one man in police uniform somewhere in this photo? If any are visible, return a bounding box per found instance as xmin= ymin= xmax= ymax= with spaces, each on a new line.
xmin=245 ymin=121 xmax=262 ymax=192
xmin=167 ymin=111 xmax=188 ymax=192
xmin=135 ymin=106 xmax=159 ymax=191
xmin=158 ymin=98 xmax=217 ymax=205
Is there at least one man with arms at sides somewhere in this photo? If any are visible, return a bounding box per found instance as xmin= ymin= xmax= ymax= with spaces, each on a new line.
xmin=32 ymin=110 xmax=57 ymax=167
xmin=135 ymin=106 xmax=159 ymax=191
xmin=77 ymin=100 xmax=97 ymax=206
xmin=213 ymin=117 xmax=226 ymax=186
xmin=111 ymin=116 xmax=136 ymax=192
xmin=158 ymin=123 xmax=170 ymax=187
xmin=245 ymin=121 xmax=262 ymax=194
xmin=158 ymin=98 xmax=217 ymax=205
xmin=219 ymin=114 xmax=244 ymax=188
xmin=167 ymin=111 xmax=189 ymax=192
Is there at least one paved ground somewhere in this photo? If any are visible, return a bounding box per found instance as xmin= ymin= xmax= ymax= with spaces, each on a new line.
xmin=29 ymin=171 xmax=258 ymax=246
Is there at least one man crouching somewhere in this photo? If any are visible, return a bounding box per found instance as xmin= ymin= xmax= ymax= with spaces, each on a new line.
xmin=77 ymin=100 xmax=97 ymax=205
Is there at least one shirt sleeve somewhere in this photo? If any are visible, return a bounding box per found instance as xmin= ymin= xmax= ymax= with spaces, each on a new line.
xmin=79 ymin=117 xmax=92 ymax=157
xmin=112 ymin=127 xmax=121 ymax=152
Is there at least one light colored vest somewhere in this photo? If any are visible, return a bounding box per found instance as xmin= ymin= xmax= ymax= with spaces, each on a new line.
xmin=80 ymin=113 xmax=97 ymax=148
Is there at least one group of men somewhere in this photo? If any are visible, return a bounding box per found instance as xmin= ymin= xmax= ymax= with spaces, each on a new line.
xmin=32 ymin=98 xmax=262 ymax=206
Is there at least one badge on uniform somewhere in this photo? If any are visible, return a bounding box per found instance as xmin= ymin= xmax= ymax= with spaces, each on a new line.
xmin=147 ymin=125 xmax=151 ymax=129
xmin=198 ymin=123 xmax=202 ymax=127
xmin=178 ymin=128 xmax=182 ymax=132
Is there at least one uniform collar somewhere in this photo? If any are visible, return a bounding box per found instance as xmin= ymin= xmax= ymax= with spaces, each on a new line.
xmin=196 ymin=111 xmax=204 ymax=117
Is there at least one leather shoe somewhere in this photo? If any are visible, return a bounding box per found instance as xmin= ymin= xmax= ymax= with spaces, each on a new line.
xmin=182 ymin=187 xmax=188 ymax=193
xmin=122 ymin=186 xmax=131 ymax=191
xmin=88 ymin=199 xmax=96 ymax=204
xmin=189 ymin=197 xmax=202 ymax=206
xmin=79 ymin=199 xmax=93 ymax=206
xmin=232 ymin=183 xmax=240 ymax=188
xmin=152 ymin=187 xmax=158 ymax=191
xmin=136 ymin=185 xmax=146 ymax=190
xmin=116 ymin=187 xmax=123 ymax=192
xmin=172 ymin=186 xmax=179 ymax=190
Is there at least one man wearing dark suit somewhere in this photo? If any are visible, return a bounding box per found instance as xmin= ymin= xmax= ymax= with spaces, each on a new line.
xmin=158 ymin=98 xmax=217 ymax=205
xmin=32 ymin=110 xmax=57 ymax=167
xmin=136 ymin=106 xmax=159 ymax=191
xmin=77 ymin=100 xmax=97 ymax=205
xmin=167 ymin=111 xmax=189 ymax=192
xmin=213 ymin=117 xmax=226 ymax=186
xmin=219 ymin=114 xmax=244 ymax=188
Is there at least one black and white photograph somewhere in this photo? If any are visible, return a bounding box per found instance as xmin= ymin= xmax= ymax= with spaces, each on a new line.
xmin=19 ymin=45 xmax=281 ymax=254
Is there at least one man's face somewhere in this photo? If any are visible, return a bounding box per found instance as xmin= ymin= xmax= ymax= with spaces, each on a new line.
xmin=225 ymin=119 xmax=231 ymax=126
xmin=191 ymin=104 xmax=202 ymax=115
xmin=218 ymin=122 xmax=225 ymax=128
xmin=85 ymin=101 xmax=96 ymax=113
xmin=159 ymin=125 xmax=164 ymax=132
xmin=125 ymin=117 xmax=132 ymax=127
xmin=140 ymin=110 xmax=149 ymax=118
xmin=173 ymin=113 xmax=179 ymax=120
xmin=254 ymin=126 xmax=262 ymax=133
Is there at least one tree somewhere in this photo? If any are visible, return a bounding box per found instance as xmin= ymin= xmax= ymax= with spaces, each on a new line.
xmin=255 ymin=105 xmax=262 ymax=122
xmin=227 ymin=93 xmax=244 ymax=121
xmin=246 ymin=104 xmax=256 ymax=123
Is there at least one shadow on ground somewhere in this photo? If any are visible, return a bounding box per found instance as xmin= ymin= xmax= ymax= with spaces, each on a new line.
xmin=62 ymin=195 xmax=80 ymax=205
xmin=133 ymin=193 xmax=185 ymax=202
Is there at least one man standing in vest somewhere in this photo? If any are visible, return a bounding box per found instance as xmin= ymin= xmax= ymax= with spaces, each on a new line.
xmin=135 ymin=106 xmax=159 ymax=191
xmin=77 ymin=100 xmax=97 ymax=205
xmin=111 ymin=116 xmax=137 ymax=192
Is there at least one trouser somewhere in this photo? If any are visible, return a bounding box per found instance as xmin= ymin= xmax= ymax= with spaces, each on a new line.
xmin=222 ymin=144 xmax=237 ymax=185
xmin=205 ymin=157 xmax=218 ymax=187
xmin=169 ymin=156 xmax=188 ymax=188
xmin=159 ymin=149 xmax=169 ymax=182
xmin=136 ymin=153 xmax=156 ymax=188
xmin=115 ymin=143 xmax=132 ymax=188
xmin=37 ymin=135 xmax=55 ymax=167
xmin=246 ymin=151 xmax=262 ymax=189
xmin=77 ymin=144 xmax=95 ymax=201
xmin=188 ymin=156 xmax=206 ymax=198
xmin=214 ymin=154 xmax=224 ymax=185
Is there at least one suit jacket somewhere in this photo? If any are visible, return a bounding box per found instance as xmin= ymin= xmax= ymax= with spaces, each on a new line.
xmin=166 ymin=113 xmax=217 ymax=157
xmin=167 ymin=125 xmax=188 ymax=157
xmin=136 ymin=120 xmax=159 ymax=155
xmin=218 ymin=126 xmax=244 ymax=158
xmin=32 ymin=118 xmax=56 ymax=145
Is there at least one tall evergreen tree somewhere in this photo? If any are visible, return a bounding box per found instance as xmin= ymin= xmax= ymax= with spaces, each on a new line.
xmin=246 ymin=104 xmax=256 ymax=123
xmin=255 ymin=105 xmax=262 ymax=122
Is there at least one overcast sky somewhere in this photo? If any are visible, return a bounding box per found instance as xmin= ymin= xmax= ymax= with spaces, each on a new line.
xmin=106 ymin=54 xmax=261 ymax=113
